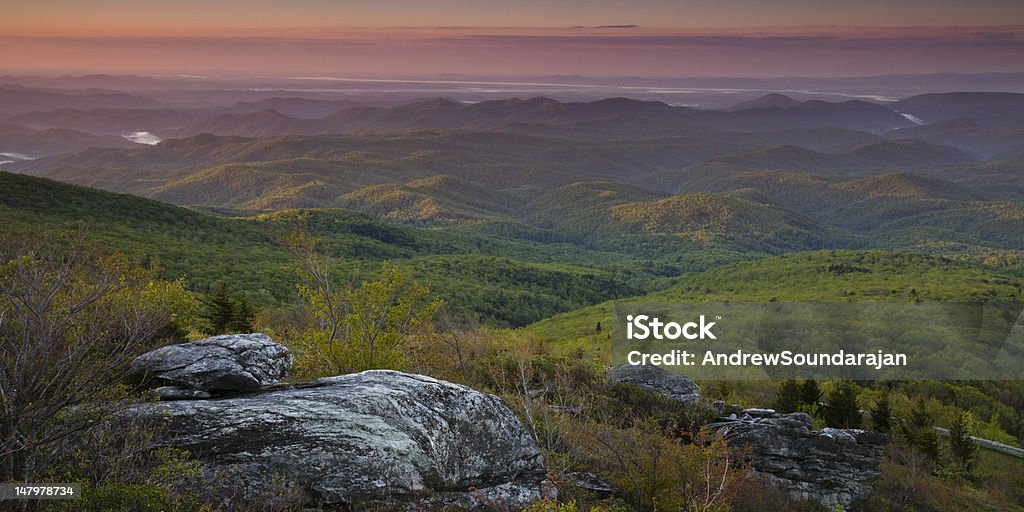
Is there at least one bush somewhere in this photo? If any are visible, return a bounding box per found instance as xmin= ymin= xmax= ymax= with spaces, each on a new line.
xmin=0 ymin=235 xmax=198 ymax=482
xmin=51 ymin=484 xmax=207 ymax=512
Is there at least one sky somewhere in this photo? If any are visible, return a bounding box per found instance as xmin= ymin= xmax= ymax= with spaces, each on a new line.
xmin=2 ymin=0 xmax=1024 ymax=77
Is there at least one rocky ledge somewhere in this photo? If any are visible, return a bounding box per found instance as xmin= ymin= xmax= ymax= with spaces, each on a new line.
xmin=709 ymin=408 xmax=888 ymax=510
xmin=129 ymin=333 xmax=293 ymax=396
xmin=128 ymin=335 xmax=547 ymax=510
xmin=608 ymin=364 xmax=701 ymax=404
xmin=609 ymin=365 xmax=887 ymax=510
xmin=134 ymin=371 xmax=548 ymax=509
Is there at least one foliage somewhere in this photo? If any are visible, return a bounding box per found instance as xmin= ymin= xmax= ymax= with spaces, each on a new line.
xmin=51 ymin=484 xmax=208 ymax=512
xmin=201 ymin=282 xmax=254 ymax=335
xmin=821 ymin=381 xmax=863 ymax=429
xmin=0 ymin=235 xmax=196 ymax=481
xmin=289 ymin=246 xmax=442 ymax=378
xmin=871 ymin=390 xmax=893 ymax=434
xmin=948 ymin=411 xmax=980 ymax=475
xmin=774 ymin=379 xmax=803 ymax=413
xmin=903 ymin=399 xmax=942 ymax=461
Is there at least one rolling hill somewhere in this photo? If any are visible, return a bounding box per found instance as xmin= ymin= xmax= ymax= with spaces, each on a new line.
xmin=892 ymin=92 xmax=1024 ymax=127
xmin=0 ymin=84 xmax=164 ymax=114
xmin=885 ymin=118 xmax=1024 ymax=160
xmin=339 ymin=175 xmax=520 ymax=224
xmin=0 ymin=171 xmax=675 ymax=327
xmin=524 ymin=250 xmax=1024 ymax=346
xmin=726 ymin=93 xmax=802 ymax=111
xmin=46 ymin=95 xmax=914 ymax=139
xmin=0 ymin=122 xmax=138 ymax=158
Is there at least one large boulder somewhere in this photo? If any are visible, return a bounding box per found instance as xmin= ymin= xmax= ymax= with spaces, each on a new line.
xmin=129 ymin=333 xmax=292 ymax=393
xmin=709 ymin=408 xmax=888 ymax=510
xmin=609 ymin=364 xmax=701 ymax=404
xmin=134 ymin=370 xmax=547 ymax=510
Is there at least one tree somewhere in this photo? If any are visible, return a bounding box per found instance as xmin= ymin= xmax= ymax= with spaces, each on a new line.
xmin=774 ymin=379 xmax=802 ymax=413
xmin=228 ymin=296 xmax=254 ymax=333
xmin=871 ymin=391 xmax=893 ymax=434
xmin=286 ymin=232 xmax=442 ymax=377
xmin=822 ymin=381 xmax=862 ymax=428
xmin=903 ymin=399 xmax=940 ymax=460
xmin=201 ymin=283 xmax=253 ymax=335
xmin=285 ymin=231 xmax=348 ymax=344
xmin=798 ymin=380 xmax=821 ymax=411
xmin=0 ymin=237 xmax=196 ymax=481
xmin=948 ymin=411 xmax=979 ymax=474
xmin=346 ymin=263 xmax=441 ymax=371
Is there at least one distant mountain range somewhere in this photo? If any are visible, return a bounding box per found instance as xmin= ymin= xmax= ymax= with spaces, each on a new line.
xmin=164 ymin=95 xmax=917 ymax=137
xmin=6 ymin=90 xmax=1024 ymax=159
xmin=4 ymin=87 xmax=1024 ymax=272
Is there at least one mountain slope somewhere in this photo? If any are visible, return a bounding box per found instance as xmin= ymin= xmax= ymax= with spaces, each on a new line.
xmin=892 ymin=92 xmax=1024 ymax=128
xmin=524 ymin=249 xmax=1024 ymax=346
xmin=0 ymin=84 xmax=163 ymax=114
xmin=886 ymin=118 xmax=1024 ymax=160
xmin=340 ymin=175 xmax=519 ymax=224
xmin=0 ymin=171 xmax=664 ymax=327
xmin=0 ymin=122 xmax=138 ymax=158
xmin=726 ymin=93 xmax=801 ymax=111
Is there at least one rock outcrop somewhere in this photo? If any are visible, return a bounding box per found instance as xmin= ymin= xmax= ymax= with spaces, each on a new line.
xmin=709 ymin=408 xmax=888 ymax=510
xmin=129 ymin=333 xmax=292 ymax=394
xmin=608 ymin=364 xmax=701 ymax=404
xmin=134 ymin=369 xmax=547 ymax=510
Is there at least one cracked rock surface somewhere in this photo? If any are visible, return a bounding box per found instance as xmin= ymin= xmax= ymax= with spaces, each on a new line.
xmin=129 ymin=333 xmax=292 ymax=392
xmin=132 ymin=370 xmax=547 ymax=510
xmin=609 ymin=364 xmax=701 ymax=404
xmin=709 ymin=408 xmax=888 ymax=510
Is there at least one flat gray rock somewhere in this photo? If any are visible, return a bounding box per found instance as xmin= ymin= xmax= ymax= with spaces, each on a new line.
xmin=609 ymin=364 xmax=701 ymax=404
xmin=130 ymin=333 xmax=292 ymax=392
xmin=132 ymin=370 xmax=547 ymax=510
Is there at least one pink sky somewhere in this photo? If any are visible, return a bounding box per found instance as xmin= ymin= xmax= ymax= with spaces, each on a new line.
xmin=3 ymin=1 xmax=1024 ymax=77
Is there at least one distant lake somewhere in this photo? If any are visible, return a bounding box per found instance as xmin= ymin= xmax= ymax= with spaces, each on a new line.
xmin=124 ymin=131 xmax=161 ymax=145
xmin=0 ymin=152 xmax=33 ymax=165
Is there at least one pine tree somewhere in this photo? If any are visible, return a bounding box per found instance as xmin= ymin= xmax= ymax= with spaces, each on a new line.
xmin=822 ymin=381 xmax=862 ymax=428
xmin=203 ymin=283 xmax=236 ymax=334
xmin=904 ymin=399 xmax=940 ymax=460
xmin=774 ymin=379 xmax=802 ymax=413
xmin=948 ymin=411 xmax=978 ymax=474
xmin=202 ymin=283 xmax=254 ymax=335
xmin=228 ymin=296 xmax=255 ymax=333
xmin=799 ymin=380 xmax=821 ymax=410
xmin=871 ymin=392 xmax=892 ymax=434
xmin=917 ymin=429 xmax=941 ymax=461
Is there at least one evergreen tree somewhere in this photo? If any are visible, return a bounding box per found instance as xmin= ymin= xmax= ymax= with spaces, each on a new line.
xmin=203 ymin=283 xmax=236 ymax=334
xmin=822 ymin=380 xmax=862 ymax=428
xmin=904 ymin=399 xmax=941 ymax=460
xmin=799 ymin=380 xmax=821 ymax=411
xmin=228 ymin=296 xmax=255 ymax=333
xmin=948 ymin=411 xmax=978 ymax=474
xmin=202 ymin=283 xmax=254 ymax=335
xmin=774 ymin=379 xmax=802 ymax=413
xmin=917 ymin=429 xmax=942 ymax=461
xmin=871 ymin=391 xmax=892 ymax=434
